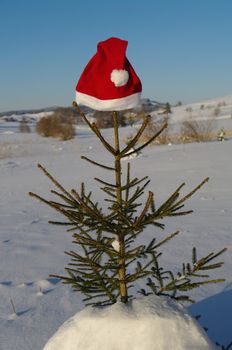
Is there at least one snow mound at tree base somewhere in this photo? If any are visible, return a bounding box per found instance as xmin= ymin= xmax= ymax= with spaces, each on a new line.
xmin=43 ymin=295 xmax=216 ymax=350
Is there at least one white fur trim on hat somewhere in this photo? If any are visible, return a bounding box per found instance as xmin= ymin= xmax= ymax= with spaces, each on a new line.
xmin=76 ymin=91 xmax=141 ymax=111
xmin=110 ymin=69 xmax=129 ymax=87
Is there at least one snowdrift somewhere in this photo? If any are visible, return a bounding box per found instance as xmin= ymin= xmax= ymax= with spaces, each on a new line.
xmin=44 ymin=296 xmax=216 ymax=350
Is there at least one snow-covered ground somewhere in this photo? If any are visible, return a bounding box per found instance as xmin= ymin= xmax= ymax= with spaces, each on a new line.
xmin=152 ymin=93 xmax=232 ymax=135
xmin=0 ymin=97 xmax=232 ymax=349
xmin=171 ymin=94 xmax=232 ymax=121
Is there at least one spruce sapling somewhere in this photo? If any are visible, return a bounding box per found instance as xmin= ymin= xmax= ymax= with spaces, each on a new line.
xmin=29 ymin=104 xmax=226 ymax=306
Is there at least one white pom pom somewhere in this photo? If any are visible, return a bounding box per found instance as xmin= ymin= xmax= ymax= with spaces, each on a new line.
xmin=110 ymin=69 xmax=129 ymax=87
xmin=112 ymin=239 xmax=120 ymax=252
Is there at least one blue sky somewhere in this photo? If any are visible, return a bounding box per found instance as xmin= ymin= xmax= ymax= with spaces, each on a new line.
xmin=1 ymin=0 xmax=232 ymax=111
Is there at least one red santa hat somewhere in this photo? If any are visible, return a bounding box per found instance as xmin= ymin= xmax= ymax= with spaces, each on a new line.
xmin=75 ymin=37 xmax=142 ymax=111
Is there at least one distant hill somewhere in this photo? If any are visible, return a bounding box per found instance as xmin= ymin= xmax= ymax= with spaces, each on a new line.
xmin=0 ymin=106 xmax=59 ymax=117
xmin=0 ymin=98 xmax=167 ymax=118
xmin=2 ymin=94 xmax=231 ymax=124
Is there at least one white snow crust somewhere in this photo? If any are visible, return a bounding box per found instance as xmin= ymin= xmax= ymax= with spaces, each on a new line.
xmin=44 ymin=296 xmax=216 ymax=350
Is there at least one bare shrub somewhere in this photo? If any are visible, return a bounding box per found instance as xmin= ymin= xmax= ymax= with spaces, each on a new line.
xmin=142 ymin=115 xmax=170 ymax=145
xmin=217 ymin=101 xmax=226 ymax=107
xmin=181 ymin=118 xmax=216 ymax=142
xmin=36 ymin=114 xmax=75 ymax=140
xmin=36 ymin=116 xmax=53 ymax=137
xmin=52 ymin=107 xmax=80 ymax=124
xmin=54 ymin=122 xmax=75 ymax=140
xmin=94 ymin=111 xmax=126 ymax=129
xmin=124 ymin=111 xmax=142 ymax=126
xmin=19 ymin=117 xmax=31 ymax=133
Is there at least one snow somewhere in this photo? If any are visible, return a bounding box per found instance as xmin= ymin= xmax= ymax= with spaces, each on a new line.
xmin=150 ymin=94 xmax=232 ymax=135
xmin=0 ymin=111 xmax=54 ymax=123
xmin=43 ymin=296 xmax=216 ymax=350
xmin=0 ymin=95 xmax=232 ymax=349
xmin=170 ymin=94 xmax=232 ymax=124
xmin=112 ymin=238 xmax=120 ymax=252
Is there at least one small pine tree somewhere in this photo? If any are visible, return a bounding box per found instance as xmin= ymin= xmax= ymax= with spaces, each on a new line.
xmin=165 ymin=102 xmax=172 ymax=114
xmin=29 ymin=103 xmax=226 ymax=306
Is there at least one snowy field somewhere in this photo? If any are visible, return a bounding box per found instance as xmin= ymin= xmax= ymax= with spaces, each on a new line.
xmin=0 ymin=98 xmax=232 ymax=349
